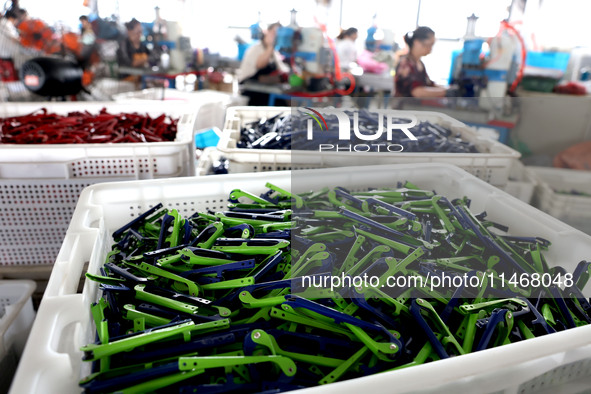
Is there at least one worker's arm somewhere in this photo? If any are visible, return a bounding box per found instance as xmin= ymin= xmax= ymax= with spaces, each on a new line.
xmin=116 ymin=39 xmax=133 ymax=67
xmin=255 ymin=45 xmax=275 ymax=70
xmin=131 ymin=53 xmax=148 ymax=67
xmin=411 ymin=86 xmax=447 ymax=98
xmin=255 ymin=29 xmax=278 ymax=70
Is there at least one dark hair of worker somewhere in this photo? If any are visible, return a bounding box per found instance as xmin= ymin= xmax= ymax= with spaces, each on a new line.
xmin=3 ymin=8 xmax=18 ymax=19
xmin=124 ymin=18 xmax=141 ymax=31
xmin=337 ymin=27 xmax=358 ymax=40
xmin=404 ymin=26 xmax=435 ymax=48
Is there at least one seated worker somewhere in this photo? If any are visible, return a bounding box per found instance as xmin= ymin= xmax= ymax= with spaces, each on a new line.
xmin=78 ymin=15 xmax=96 ymax=69
xmin=335 ymin=27 xmax=358 ymax=71
xmin=237 ymin=22 xmax=289 ymax=106
xmin=394 ymin=26 xmax=447 ymax=98
xmin=0 ymin=8 xmax=20 ymax=50
xmin=0 ymin=8 xmax=20 ymax=80
xmin=117 ymin=18 xmax=150 ymax=81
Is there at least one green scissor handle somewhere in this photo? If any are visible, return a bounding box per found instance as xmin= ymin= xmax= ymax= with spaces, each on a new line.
xmin=344 ymin=323 xmax=400 ymax=362
xmin=461 ymin=314 xmax=478 ymax=353
xmin=135 ymin=284 xmax=199 ymax=315
xmin=327 ymin=190 xmax=366 ymax=214
xmin=345 ymin=245 xmax=391 ymax=278
xmin=86 ymin=272 xmax=125 ymax=286
xmin=130 ymin=261 xmax=200 ymax=297
xmin=430 ymin=196 xmax=456 ymax=234
xmin=265 ymin=182 xmax=303 ymax=209
xmin=200 ymin=277 xmax=255 ymax=290
xmin=305 ymin=230 xmax=356 ymax=242
xmin=541 ymin=303 xmax=557 ymax=326
xmin=319 ymin=346 xmax=369 ymax=384
xmin=234 ymin=307 xmax=273 ymax=325
xmin=338 ymin=235 xmax=366 ymax=275
xmin=386 ymin=246 xmax=426 ymax=278
xmin=293 ymin=243 xmax=326 ymax=265
xmin=250 ymin=329 xmax=345 ymax=368
xmin=388 ymin=341 xmax=438 ymax=371
xmin=291 ymin=251 xmax=330 ymax=278
xmin=123 ymin=304 xmax=171 ymax=327
xmin=134 ymin=284 xmax=232 ymax=317
xmin=496 ymin=310 xmax=514 ymax=347
xmin=239 ymin=291 xmax=286 ymax=309
xmin=354 ymin=287 xmax=409 ymax=316
xmin=81 ymin=320 xmax=197 ymax=361
xmin=211 ymin=239 xmax=290 ymax=255
xmin=215 ymin=213 xmax=292 ymax=228
xmin=269 ymin=305 xmax=356 ymax=340
xmin=229 ymin=189 xmax=274 ymax=205
xmin=459 ymin=298 xmax=529 ymax=314
xmin=196 ymin=222 xmax=225 ymax=250
xmin=178 ymin=355 xmax=297 ymax=377
xmin=258 ymin=221 xmax=294 ymax=233
xmin=228 ymin=202 xmax=282 ymax=210
xmin=79 ymin=354 xmax=194 ymax=387
xmin=91 ymin=298 xmax=110 ymax=345
xmin=414 ymin=299 xmax=465 ymax=357
xmin=166 ymin=209 xmax=184 ymax=248
xmin=354 ymin=227 xmax=413 ymax=255
xmin=170 ymin=248 xmax=237 ymax=266
xmin=517 ymin=319 xmax=536 ymax=339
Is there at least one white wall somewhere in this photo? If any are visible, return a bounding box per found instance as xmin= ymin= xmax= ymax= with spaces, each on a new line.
xmin=521 ymin=0 xmax=591 ymax=50
xmin=20 ymin=0 xmax=90 ymax=30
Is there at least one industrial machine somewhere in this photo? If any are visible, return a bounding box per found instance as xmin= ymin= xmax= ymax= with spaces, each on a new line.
xmin=245 ymin=9 xmax=355 ymax=95
xmin=20 ymin=57 xmax=84 ymax=97
xmin=365 ymin=15 xmax=396 ymax=52
xmin=276 ymin=9 xmax=332 ymax=75
xmin=451 ymin=14 xmax=525 ymax=108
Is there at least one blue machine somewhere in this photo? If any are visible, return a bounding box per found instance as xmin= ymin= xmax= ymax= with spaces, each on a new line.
xmin=366 ymin=26 xmax=378 ymax=52
xmin=276 ymin=26 xmax=296 ymax=53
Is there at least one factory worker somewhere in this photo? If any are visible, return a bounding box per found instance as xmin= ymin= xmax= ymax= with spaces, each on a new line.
xmin=237 ymin=22 xmax=290 ymax=105
xmin=117 ymin=18 xmax=150 ymax=80
xmin=335 ymin=27 xmax=358 ymax=71
xmin=0 ymin=8 xmax=20 ymax=57
xmin=394 ymin=26 xmax=446 ymax=97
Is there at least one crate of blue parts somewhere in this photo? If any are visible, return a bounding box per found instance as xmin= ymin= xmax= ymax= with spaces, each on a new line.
xmin=217 ymin=107 xmax=521 ymax=186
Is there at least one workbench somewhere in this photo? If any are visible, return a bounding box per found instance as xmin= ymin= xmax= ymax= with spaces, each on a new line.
xmin=240 ymin=81 xmax=325 ymax=106
xmin=117 ymin=66 xmax=204 ymax=89
xmin=355 ymin=72 xmax=393 ymax=108
xmin=399 ymin=99 xmax=519 ymax=145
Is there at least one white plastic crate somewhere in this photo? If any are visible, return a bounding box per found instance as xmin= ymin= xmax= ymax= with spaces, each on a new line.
xmin=0 ymin=101 xmax=198 ymax=179
xmin=217 ymin=107 xmax=522 ymax=186
xmin=113 ymin=88 xmax=248 ymax=130
xmin=11 ymin=163 xmax=591 ymax=394
xmin=0 ymin=280 xmax=36 ymax=391
xmin=498 ymin=160 xmax=537 ymax=204
xmin=529 ymin=166 xmax=591 ymax=234
xmin=86 ymin=78 xmax=137 ymax=101
xmin=0 ymin=101 xmax=198 ymax=266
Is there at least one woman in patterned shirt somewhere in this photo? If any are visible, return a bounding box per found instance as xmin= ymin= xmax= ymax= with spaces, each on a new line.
xmin=394 ymin=26 xmax=447 ymax=97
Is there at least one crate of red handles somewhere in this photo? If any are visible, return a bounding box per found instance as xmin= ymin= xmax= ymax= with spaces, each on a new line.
xmin=0 ymin=101 xmax=198 ymax=266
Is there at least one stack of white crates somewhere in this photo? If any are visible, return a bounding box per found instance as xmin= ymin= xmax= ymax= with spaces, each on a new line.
xmin=530 ymin=166 xmax=591 ymax=234
xmin=0 ymin=101 xmax=199 ymax=267
xmin=9 ymin=164 xmax=591 ymax=393
xmin=213 ymin=107 xmax=522 ymax=187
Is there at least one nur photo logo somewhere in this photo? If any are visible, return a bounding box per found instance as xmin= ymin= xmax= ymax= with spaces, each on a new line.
xmin=302 ymin=107 xmax=328 ymax=132
xmin=299 ymin=107 xmax=419 ymax=152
